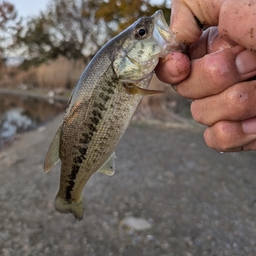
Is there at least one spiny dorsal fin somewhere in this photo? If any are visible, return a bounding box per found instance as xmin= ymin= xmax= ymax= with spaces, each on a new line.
xmin=44 ymin=125 xmax=62 ymax=173
xmin=97 ymin=152 xmax=116 ymax=176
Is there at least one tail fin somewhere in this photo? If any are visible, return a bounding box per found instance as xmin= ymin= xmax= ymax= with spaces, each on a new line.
xmin=54 ymin=194 xmax=84 ymax=221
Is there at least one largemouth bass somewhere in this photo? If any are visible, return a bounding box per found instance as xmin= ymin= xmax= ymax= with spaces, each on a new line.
xmin=44 ymin=10 xmax=183 ymax=220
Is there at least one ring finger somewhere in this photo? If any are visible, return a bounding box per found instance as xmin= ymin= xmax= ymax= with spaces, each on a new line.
xmin=191 ymin=80 xmax=256 ymax=126
xmin=204 ymin=118 xmax=256 ymax=152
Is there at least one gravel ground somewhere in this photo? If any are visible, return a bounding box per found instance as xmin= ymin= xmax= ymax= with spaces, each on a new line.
xmin=0 ymin=114 xmax=256 ymax=256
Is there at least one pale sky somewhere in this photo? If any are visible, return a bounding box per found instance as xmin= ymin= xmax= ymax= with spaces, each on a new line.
xmin=8 ymin=0 xmax=168 ymax=19
xmin=8 ymin=0 xmax=50 ymax=18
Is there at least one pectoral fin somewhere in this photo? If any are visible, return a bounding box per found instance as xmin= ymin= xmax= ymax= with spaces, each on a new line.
xmin=44 ymin=125 xmax=62 ymax=173
xmin=123 ymin=83 xmax=164 ymax=96
xmin=97 ymin=152 xmax=116 ymax=176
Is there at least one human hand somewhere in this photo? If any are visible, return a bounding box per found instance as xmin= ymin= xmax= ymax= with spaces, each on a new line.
xmin=156 ymin=0 xmax=256 ymax=152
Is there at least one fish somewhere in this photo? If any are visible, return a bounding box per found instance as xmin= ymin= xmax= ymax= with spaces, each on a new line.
xmin=44 ymin=10 xmax=184 ymax=220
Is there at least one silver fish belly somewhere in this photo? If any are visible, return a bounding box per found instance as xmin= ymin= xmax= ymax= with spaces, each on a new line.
xmin=44 ymin=10 xmax=183 ymax=220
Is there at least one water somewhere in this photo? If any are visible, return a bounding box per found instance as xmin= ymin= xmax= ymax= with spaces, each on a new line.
xmin=0 ymin=93 xmax=67 ymax=148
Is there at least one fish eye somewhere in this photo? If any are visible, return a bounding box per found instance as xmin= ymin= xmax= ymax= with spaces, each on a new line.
xmin=135 ymin=26 xmax=148 ymax=39
xmin=139 ymin=28 xmax=146 ymax=36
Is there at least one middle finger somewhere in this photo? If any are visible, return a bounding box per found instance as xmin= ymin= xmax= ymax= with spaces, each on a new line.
xmin=191 ymin=80 xmax=256 ymax=126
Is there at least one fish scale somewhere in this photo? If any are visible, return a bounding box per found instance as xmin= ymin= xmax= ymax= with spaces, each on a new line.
xmin=44 ymin=10 xmax=184 ymax=220
xmin=59 ymin=66 xmax=140 ymax=201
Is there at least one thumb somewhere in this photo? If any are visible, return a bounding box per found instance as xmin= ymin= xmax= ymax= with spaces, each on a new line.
xmin=170 ymin=0 xmax=221 ymax=45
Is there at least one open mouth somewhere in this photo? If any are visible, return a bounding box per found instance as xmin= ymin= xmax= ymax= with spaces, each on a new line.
xmin=152 ymin=10 xmax=184 ymax=54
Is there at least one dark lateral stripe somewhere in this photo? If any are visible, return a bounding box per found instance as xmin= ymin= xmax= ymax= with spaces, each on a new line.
xmin=90 ymin=116 xmax=99 ymax=125
xmin=92 ymin=109 xmax=102 ymax=119
xmin=74 ymin=156 xmax=83 ymax=164
xmin=78 ymin=146 xmax=87 ymax=155
xmin=68 ymin=165 xmax=79 ymax=180
xmin=88 ymin=123 xmax=97 ymax=132
xmin=64 ymin=79 xmax=116 ymax=201
xmin=93 ymin=102 xmax=107 ymax=111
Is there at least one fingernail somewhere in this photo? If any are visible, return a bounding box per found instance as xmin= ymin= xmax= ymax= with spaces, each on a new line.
xmin=242 ymin=118 xmax=256 ymax=134
xmin=235 ymin=50 xmax=256 ymax=74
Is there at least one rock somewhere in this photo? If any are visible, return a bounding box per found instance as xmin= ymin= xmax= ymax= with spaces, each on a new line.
xmin=119 ymin=216 xmax=152 ymax=231
xmin=47 ymin=91 xmax=55 ymax=97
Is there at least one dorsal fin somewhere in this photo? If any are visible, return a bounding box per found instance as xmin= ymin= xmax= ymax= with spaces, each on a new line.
xmin=44 ymin=125 xmax=62 ymax=173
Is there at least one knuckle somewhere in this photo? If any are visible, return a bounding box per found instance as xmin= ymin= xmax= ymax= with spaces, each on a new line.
xmin=203 ymin=56 xmax=219 ymax=87
xmin=202 ymin=49 xmax=239 ymax=94
xmin=203 ymin=53 xmax=228 ymax=91
xmin=203 ymin=128 xmax=223 ymax=151
xmin=225 ymin=87 xmax=243 ymax=108
xmin=212 ymin=122 xmax=235 ymax=150
xmin=225 ymin=82 xmax=256 ymax=118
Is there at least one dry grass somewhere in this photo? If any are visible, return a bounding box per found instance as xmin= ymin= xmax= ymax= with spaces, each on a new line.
xmin=0 ymin=57 xmax=86 ymax=90
xmin=36 ymin=57 xmax=85 ymax=89
xmin=0 ymin=58 xmax=191 ymax=122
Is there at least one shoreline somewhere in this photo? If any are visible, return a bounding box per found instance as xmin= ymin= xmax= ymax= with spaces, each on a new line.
xmin=0 ymin=88 xmax=70 ymax=103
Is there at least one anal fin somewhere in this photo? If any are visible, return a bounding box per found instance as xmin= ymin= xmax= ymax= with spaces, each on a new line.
xmin=97 ymin=152 xmax=116 ymax=176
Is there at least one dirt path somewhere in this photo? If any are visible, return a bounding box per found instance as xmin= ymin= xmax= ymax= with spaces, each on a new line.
xmin=0 ymin=114 xmax=255 ymax=256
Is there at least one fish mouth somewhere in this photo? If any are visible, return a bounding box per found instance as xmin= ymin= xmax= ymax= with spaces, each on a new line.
xmin=152 ymin=10 xmax=170 ymax=36
xmin=151 ymin=10 xmax=183 ymax=55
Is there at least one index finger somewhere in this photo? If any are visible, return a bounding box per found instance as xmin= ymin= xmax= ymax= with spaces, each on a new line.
xmin=176 ymin=46 xmax=247 ymax=99
xmin=170 ymin=0 xmax=221 ymax=45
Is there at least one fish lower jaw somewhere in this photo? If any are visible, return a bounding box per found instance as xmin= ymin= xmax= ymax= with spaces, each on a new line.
xmin=140 ymin=57 xmax=158 ymax=67
xmin=119 ymin=58 xmax=157 ymax=83
xmin=140 ymin=58 xmax=159 ymax=76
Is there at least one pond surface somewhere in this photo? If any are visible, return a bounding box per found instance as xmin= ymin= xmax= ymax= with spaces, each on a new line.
xmin=0 ymin=93 xmax=67 ymax=148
